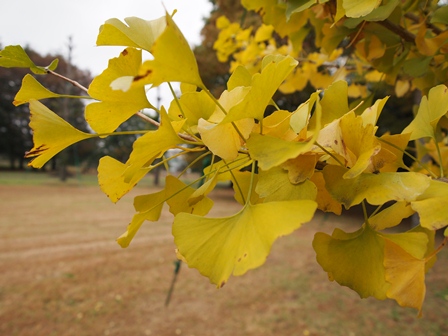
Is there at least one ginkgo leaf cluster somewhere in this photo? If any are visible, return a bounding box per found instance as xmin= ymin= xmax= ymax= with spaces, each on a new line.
xmin=1 ymin=3 xmax=447 ymax=317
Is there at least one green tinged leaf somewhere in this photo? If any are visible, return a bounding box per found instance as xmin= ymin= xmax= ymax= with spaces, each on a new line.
xmin=25 ymin=100 xmax=95 ymax=168
xmin=173 ymin=200 xmax=317 ymax=287
xmin=0 ymin=45 xmax=58 ymax=74
xmin=323 ymin=166 xmax=431 ymax=208
xmin=342 ymin=0 xmax=382 ymax=18
xmin=86 ymin=47 xmax=152 ymax=134
xmin=285 ymin=0 xmax=317 ymax=20
xmin=431 ymin=6 xmax=448 ymax=24
xmin=344 ymin=0 xmax=399 ymax=26
xmin=313 ymin=225 xmax=389 ymax=299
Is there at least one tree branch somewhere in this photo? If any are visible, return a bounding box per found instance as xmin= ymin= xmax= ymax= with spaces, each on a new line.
xmin=405 ymin=12 xmax=443 ymax=35
xmin=377 ymin=20 xmax=416 ymax=44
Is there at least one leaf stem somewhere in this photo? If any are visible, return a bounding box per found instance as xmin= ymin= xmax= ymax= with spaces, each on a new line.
xmin=168 ymin=82 xmax=185 ymax=118
xmin=361 ymin=200 xmax=371 ymax=227
xmin=97 ymin=130 xmax=148 ymax=137
xmin=377 ymin=137 xmax=439 ymax=179
xmin=246 ymin=161 xmax=257 ymax=206
xmin=434 ymin=140 xmax=445 ymax=178
xmin=177 ymin=151 xmax=210 ymax=179
xmin=425 ymin=236 xmax=448 ymax=262
xmin=46 ymin=69 xmax=89 ymax=93
xmin=315 ymin=142 xmax=345 ymax=167
xmin=270 ymin=99 xmax=280 ymax=111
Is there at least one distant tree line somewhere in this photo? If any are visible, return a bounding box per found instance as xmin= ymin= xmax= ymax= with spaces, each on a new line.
xmin=0 ymin=43 xmax=150 ymax=175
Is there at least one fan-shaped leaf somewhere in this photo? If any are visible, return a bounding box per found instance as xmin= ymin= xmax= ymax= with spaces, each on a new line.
xmin=174 ymin=199 xmax=317 ymax=287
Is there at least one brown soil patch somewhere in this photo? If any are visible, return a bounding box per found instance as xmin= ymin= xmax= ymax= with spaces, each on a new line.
xmin=0 ymin=184 xmax=447 ymax=336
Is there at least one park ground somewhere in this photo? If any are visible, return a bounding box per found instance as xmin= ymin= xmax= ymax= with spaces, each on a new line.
xmin=0 ymin=171 xmax=447 ymax=336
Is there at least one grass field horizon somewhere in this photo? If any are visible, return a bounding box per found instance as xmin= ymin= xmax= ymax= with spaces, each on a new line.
xmin=1 ymin=171 xmax=447 ymax=336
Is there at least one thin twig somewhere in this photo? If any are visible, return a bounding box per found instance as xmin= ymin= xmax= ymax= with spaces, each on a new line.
xmin=46 ymin=69 xmax=89 ymax=93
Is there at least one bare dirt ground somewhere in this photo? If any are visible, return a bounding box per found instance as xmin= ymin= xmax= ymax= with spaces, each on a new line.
xmin=0 ymin=182 xmax=447 ymax=336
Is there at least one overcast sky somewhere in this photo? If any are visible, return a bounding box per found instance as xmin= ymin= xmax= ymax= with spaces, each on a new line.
xmin=0 ymin=0 xmax=213 ymax=107
xmin=0 ymin=0 xmax=213 ymax=76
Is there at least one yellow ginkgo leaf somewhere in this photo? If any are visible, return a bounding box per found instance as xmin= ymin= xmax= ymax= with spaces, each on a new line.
xmin=188 ymin=172 xmax=220 ymax=206
xmin=117 ymin=190 xmax=166 ymax=248
xmin=173 ymin=199 xmax=317 ymax=287
xmin=282 ymin=154 xmax=317 ymax=184
xmin=323 ymin=166 xmax=431 ymax=209
xmin=248 ymin=99 xmax=321 ymax=171
xmin=227 ymin=65 xmax=252 ymax=90
xmin=123 ymin=108 xmax=186 ymax=182
xmin=369 ymin=201 xmax=415 ymax=230
xmin=256 ymin=166 xmax=317 ymax=202
xmin=356 ymin=35 xmax=386 ymax=61
xmin=319 ymin=80 xmax=349 ymax=126
xmin=96 ymin=16 xmax=166 ymax=51
xmin=402 ymin=84 xmax=448 ymax=140
xmin=168 ymin=91 xmax=215 ymax=133
xmin=165 ymin=175 xmax=214 ymax=216
xmin=223 ymin=55 xmax=298 ymax=123
xmin=85 ymin=48 xmax=152 ymax=134
xmin=227 ymin=170 xmax=261 ymax=205
xmin=313 ymin=225 xmax=389 ymax=299
xmin=254 ymin=24 xmax=274 ymax=42
xmin=383 ymin=238 xmax=427 ymax=316
xmin=198 ymin=87 xmax=254 ymax=161
xmin=14 ymin=74 xmax=62 ymax=106
xmin=416 ymin=25 xmax=448 ymax=57
xmin=395 ymin=80 xmax=411 ymax=98
xmin=25 ymin=100 xmax=95 ymax=168
xmin=310 ymin=172 xmax=342 ymax=214
xmin=361 ymin=97 xmax=388 ymax=127
xmin=316 ymin=110 xmax=381 ymax=178
xmin=97 ymin=156 xmax=149 ymax=203
xmin=411 ymin=179 xmax=448 ymax=231
xmin=247 ymin=133 xmax=315 ymax=171
xmin=370 ymin=133 xmax=410 ymax=173
xmin=125 ymin=13 xmax=204 ymax=89
xmin=253 ymin=110 xmax=295 ymax=140
xmin=339 ymin=111 xmax=381 ymax=178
